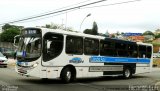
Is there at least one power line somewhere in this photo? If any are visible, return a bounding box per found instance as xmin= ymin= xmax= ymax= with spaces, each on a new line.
xmin=0 ymin=0 xmax=107 ymax=26
xmin=0 ymin=0 xmax=142 ymax=26
xmin=20 ymin=0 xmax=92 ymax=20
xmin=82 ymin=0 xmax=141 ymax=9
xmin=13 ymin=9 xmax=77 ymax=24
xmin=11 ymin=0 xmax=95 ymax=24
xmin=16 ymin=0 xmax=142 ymax=24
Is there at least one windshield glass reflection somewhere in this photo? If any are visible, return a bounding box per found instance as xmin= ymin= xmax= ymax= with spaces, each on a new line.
xmin=17 ymin=36 xmax=41 ymax=59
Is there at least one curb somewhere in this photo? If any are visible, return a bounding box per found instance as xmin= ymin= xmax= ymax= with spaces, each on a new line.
xmin=8 ymin=63 xmax=16 ymax=66
xmin=152 ymin=68 xmax=160 ymax=72
xmin=155 ymin=82 xmax=160 ymax=86
xmin=7 ymin=58 xmax=16 ymax=67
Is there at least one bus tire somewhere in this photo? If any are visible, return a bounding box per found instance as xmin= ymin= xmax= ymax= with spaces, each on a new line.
xmin=61 ymin=67 xmax=72 ymax=83
xmin=123 ymin=67 xmax=132 ymax=79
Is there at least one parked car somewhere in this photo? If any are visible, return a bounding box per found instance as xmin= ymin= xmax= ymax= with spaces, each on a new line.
xmin=153 ymin=53 xmax=160 ymax=58
xmin=0 ymin=52 xmax=8 ymax=67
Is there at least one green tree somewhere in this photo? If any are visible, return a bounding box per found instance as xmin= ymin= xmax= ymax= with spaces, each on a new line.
xmin=44 ymin=23 xmax=73 ymax=31
xmin=0 ymin=24 xmax=22 ymax=42
xmin=45 ymin=24 xmax=51 ymax=28
xmin=2 ymin=24 xmax=12 ymax=31
xmin=155 ymin=34 xmax=160 ymax=38
xmin=92 ymin=21 xmax=98 ymax=35
xmin=143 ymin=31 xmax=154 ymax=35
xmin=83 ymin=21 xmax=98 ymax=35
xmin=155 ymin=29 xmax=160 ymax=38
xmin=83 ymin=29 xmax=92 ymax=34
xmin=110 ymin=34 xmax=115 ymax=38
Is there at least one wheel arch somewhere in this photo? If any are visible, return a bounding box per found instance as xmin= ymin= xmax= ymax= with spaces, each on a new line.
xmin=123 ymin=63 xmax=136 ymax=74
xmin=60 ymin=64 xmax=77 ymax=79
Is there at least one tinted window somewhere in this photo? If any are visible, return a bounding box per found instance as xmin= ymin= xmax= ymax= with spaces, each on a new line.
xmin=128 ymin=44 xmax=138 ymax=58
xmin=84 ymin=38 xmax=99 ymax=55
xmin=43 ymin=33 xmax=63 ymax=62
xmin=66 ymin=36 xmax=83 ymax=54
xmin=100 ymin=40 xmax=115 ymax=56
xmin=115 ymin=42 xmax=128 ymax=57
xmin=138 ymin=45 xmax=147 ymax=58
xmin=146 ymin=46 xmax=152 ymax=58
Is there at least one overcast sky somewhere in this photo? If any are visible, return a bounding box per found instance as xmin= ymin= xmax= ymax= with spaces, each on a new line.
xmin=0 ymin=0 xmax=160 ymax=33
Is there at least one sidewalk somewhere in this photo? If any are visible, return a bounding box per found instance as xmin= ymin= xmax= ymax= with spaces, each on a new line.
xmin=152 ymin=67 xmax=160 ymax=72
xmin=7 ymin=58 xmax=16 ymax=66
xmin=151 ymin=67 xmax=160 ymax=91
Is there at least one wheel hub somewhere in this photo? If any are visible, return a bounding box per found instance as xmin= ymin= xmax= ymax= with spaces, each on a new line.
xmin=125 ymin=69 xmax=130 ymax=77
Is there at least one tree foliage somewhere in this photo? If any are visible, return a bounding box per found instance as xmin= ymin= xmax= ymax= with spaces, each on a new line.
xmin=43 ymin=23 xmax=73 ymax=31
xmin=83 ymin=21 xmax=98 ymax=35
xmin=143 ymin=31 xmax=154 ymax=35
xmin=0 ymin=24 xmax=22 ymax=42
xmin=155 ymin=34 xmax=160 ymax=38
xmin=83 ymin=29 xmax=92 ymax=34
xmin=92 ymin=21 xmax=98 ymax=35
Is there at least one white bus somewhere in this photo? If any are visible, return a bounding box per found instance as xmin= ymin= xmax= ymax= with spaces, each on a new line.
xmin=15 ymin=27 xmax=153 ymax=83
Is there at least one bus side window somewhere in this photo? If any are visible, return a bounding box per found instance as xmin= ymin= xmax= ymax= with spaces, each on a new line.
xmin=128 ymin=44 xmax=138 ymax=58
xmin=115 ymin=42 xmax=127 ymax=57
xmin=146 ymin=46 xmax=152 ymax=58
xmin=100 ymin=40 xmax=115 ymax=56
xmin=66 ymin=36 xmax=83 ymax=55
xmin=84 ymin=38 xmax=99 ymax=55
xmin=138 ymin=45 xmax=147 ymax=58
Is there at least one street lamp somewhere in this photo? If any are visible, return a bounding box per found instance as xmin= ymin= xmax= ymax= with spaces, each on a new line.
xmin=79 ymin=13 xmax=91 ymax=32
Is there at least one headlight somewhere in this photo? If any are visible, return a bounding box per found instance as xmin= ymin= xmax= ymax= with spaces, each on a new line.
xmin=3 ymin=60 xmax=8 ymax=63
xmin=32 ymin=62 xmax=38 ymax=68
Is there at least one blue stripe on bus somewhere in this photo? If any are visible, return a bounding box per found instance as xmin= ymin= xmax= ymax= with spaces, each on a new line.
xmin=90 ymin=56 xmax=150 ymax=64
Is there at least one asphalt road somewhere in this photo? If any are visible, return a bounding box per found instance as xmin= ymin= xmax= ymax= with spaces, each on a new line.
xmin=0 ymin=66 xmax=160 ymax=91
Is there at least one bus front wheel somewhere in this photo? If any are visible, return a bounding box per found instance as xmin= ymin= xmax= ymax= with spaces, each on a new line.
xmin=123 ymin=67 xmax=132 ymax=79
xmin=61 ymin=67 xmax=72 ymax=83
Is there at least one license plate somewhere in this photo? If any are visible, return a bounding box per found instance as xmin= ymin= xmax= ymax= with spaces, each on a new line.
xmin=17 ymin=62 xmax=28 ymax=66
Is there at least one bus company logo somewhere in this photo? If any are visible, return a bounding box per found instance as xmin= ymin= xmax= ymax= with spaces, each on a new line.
xmin=89 ymin=56 xmax=106 ymax=62
xmin=69 ymin=57 xmax=84 ymax=63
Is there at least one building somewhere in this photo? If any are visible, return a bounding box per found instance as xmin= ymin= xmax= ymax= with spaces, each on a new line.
xmin=128 ymin=36 xmax=145 ymax=42
xmin=122 ymin=33 xmax=144 ymax=42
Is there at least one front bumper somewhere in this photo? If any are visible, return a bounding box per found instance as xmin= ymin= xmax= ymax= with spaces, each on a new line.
xmin=0 ymin=62 xmax=7 ymax=67
xmin=15 ymin=65 xmax=31 ymax=76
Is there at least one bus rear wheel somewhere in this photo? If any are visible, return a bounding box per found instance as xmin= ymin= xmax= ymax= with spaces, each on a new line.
xmin=123 ymin=67 xmax=132 ymax=79
xmin=61 ymin=67 xmax=73 ymax=83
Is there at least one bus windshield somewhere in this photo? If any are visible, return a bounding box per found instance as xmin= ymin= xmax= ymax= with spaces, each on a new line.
xmin=17 ymin=28 xmax=41 ymax=61
xmin=17 ymin=36 xmax=41 ymax=61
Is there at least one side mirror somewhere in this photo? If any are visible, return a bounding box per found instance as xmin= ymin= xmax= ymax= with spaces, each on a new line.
xmin=14 ymin=35 xmax=20 ymax=48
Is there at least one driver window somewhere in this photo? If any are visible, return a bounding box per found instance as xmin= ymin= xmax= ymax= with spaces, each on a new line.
xmin=43 ymin=33 xmax=63 ymax=62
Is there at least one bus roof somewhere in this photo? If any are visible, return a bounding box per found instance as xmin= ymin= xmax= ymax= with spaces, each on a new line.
xmin=39 ymin=27 xmax=105 ymax=39
xmin=24 ymin=27 xmax=153 ymax=47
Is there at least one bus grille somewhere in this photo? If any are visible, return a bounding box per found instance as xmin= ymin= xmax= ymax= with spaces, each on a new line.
xmin=18 ymin=68 xmax=27 ymax=74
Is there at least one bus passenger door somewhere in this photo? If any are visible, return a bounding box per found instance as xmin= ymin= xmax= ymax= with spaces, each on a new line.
xmin=42 ymin=32 xmax=64 ymax=66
